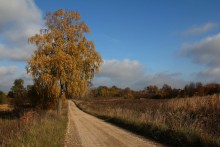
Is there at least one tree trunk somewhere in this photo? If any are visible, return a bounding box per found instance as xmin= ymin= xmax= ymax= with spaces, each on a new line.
xmin=57 ymin=83 xmax=64 ymax=115
xmin=57 ymin=93 xmax=62 ymax=115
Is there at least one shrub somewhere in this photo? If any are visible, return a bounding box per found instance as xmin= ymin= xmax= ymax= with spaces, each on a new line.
xmin=0 ymin=91 xmax=7 ymax=104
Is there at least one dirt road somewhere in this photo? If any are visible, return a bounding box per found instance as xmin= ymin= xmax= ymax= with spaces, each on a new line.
xmin=65 ymin=100 xmax=162 ymax=147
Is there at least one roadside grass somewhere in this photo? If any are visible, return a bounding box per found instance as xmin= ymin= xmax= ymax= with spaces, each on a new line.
xmin=75 ymin=95 xmax=220 ymax=147
xmin=0 ymin=102 xmax=68 ymax=146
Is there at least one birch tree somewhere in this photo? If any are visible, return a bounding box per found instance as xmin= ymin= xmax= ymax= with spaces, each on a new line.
xmin=27 ymin=9 xmax=102 ymax=114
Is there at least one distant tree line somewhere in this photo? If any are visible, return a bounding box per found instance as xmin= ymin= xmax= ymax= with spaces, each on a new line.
xmin=90 ymin=82 xmax=220 ymax=99
xmin=2 ymin=79 xmax=220 ymax=107
xmin=90 ymin=86 xmax=136 ymax=99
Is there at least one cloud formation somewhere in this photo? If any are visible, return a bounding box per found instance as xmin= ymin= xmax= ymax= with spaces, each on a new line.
xmin=0 ymin=66 xmax=19 ymax=92
xmin=0 ymin=0 xmax=43 ymax=61
xmin=182 ymin=22 xmax=217 ymax=36
xmin=94 ymin=59 xmax=145 ymax=88
xmin=93 ymin=59 xmax=186 ymax=89
xmin=181 ymin=33 xmax=220 ymax=82
xmin=0 ymin=0 xmax=42 ymax=91
xmin=1 ymin=58 xmax=179 ymax=92
xmin=0 ymin=66 xmax=18 ymax=75
xmin=134 ymin=72 xmax=186 ymax=89
xmin=181 ymin=33 xmax=220 ymax=66
xmin=0 ymin=66 xmax=33 ymax=92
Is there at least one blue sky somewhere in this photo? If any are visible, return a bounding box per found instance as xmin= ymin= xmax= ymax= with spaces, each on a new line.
xmin=0 ymin=0 xmax=220 ymax=91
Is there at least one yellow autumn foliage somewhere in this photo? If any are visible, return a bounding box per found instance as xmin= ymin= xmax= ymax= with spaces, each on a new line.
xmin=27 ymin=9 xmax=102 ymax=108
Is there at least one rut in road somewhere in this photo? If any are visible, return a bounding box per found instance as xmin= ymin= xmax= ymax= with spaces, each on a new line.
xmin=65 ymin=100 xmax=163 ymax=147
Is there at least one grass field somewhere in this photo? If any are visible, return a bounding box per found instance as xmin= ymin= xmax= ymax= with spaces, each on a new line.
xmin=0 ymin=102 xmax=68 ymax=146
xmin=76 ymin=95 xmax=220 ymax=146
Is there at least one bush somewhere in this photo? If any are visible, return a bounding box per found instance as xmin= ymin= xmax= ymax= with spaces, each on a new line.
xmin=0 ymin=91 xmax=7 ymax=104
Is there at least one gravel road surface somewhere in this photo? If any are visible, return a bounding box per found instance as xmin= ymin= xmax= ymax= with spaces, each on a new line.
xmin=65 ymin=100 xmax=163 ymax=147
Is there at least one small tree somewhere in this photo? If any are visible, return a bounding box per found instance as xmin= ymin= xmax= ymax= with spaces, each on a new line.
xmin=122 ymin=87 xmax=134 ymax=99
xmin=10 ymin=79 xmax=27 ymax=107
xmin=184 ymin=82 xmax=196 ymax=97
xmin=146 ymin=85 xmax=161 ymax=99
xmin=27 ymin=9 xmax=102 ymax=114
xmin=161 ymin=84 xmax=172 ymax=98
xmin=0 ymin=91 xmax=7 ymax=104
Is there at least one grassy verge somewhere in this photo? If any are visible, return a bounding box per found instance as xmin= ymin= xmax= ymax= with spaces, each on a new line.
xmin=0 ymin=102 xmax=68 ymax=146
xmin=74 ymin=95 xmax=220 ymax=147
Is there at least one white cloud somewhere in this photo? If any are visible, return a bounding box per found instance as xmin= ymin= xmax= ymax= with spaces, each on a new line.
xmin=135 ymin=72 xmax=186 ymax=89
xmin=93 ymin=59 xmax=186 ymax=89
xmin=181 ymin=33 xmax=220 ymax=66
xmin=197 ymin=67 xmax=220 ymax=83
xmin=0 ymin=44 xmax=34 ymax=61
xmin=0 ymin=66 xmax=19 ymax=92
xmin=130 ymin=72 xmax=187 ymax=90
xmin=180 ymin=32 xmax=220 ymax=83
xmin=202 ymin=67 xmax=220 ymax=76
xmin=94 ymin=59 xmax=145 ymax=88
xmin=0 ymin=0 xmax=42 ymax=91
xmin=0 ymin=66 xmax=18 ymax=75
xmin=98 ymin=59 xmax=145 ymax=82
xmin=0 ymin=66 xmax=33 ymax=92
xmin=182 ymin=22 xmax=217 ymax=36
xmin=0 ymin=0 xmax=43 ymax=61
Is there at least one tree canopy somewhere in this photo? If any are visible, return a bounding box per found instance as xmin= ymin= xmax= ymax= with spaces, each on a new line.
xmin=27 ymin=9 xmax=102 ymax=113
xmin=9 ymin=79 xmax=27 ymax=107
xmin=10 ymin=79 xmax=26 ymax=98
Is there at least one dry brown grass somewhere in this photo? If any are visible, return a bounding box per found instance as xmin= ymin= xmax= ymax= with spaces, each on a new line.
xmin=0 ymin=103 xmax=68 ymax=146
xmin=0 ymin=104 xmax=13 ymax=111
xmin=76 ymin=95 xmax=220 ymax=146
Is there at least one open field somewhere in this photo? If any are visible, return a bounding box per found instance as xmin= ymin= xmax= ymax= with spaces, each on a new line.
xmin=75 ymin=95 xmax=220 ymax=146
xmin=0 ymin=102 xmax=68 ymax=146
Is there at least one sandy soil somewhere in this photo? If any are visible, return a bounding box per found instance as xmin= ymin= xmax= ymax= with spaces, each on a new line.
xmin=65 ymin=100 xmax=163 ymax=147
